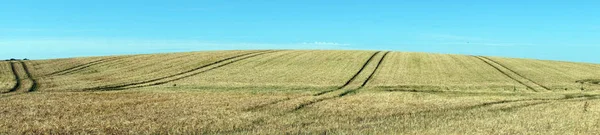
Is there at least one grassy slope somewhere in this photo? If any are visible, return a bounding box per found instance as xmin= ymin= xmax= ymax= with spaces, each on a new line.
xmin=1 ymin=50 xmax=600 ymax=134
xmin=369 ymin=52 xmax=520 ymax=91
xmin=25 ymin=50 xmax=600 ymax=92
xmin=172 ymin=50 xmax=375 ymax=88
xmin=0 ymin=62 xmax=14 ymax=92
xmin=490 ymin=57 xmax=600 ymax=90
xmin=33 ymin=50 xmax=249 ymax=91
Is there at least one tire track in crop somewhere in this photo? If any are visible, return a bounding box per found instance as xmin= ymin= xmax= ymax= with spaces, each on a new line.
xmin=481 ymin=56 xmax=551 ymax=90
xmin=46 ymin=58 xmax=108 ymax=76
xmin=377 ymin=94 xmax=600 ymax=121
xmin=125 ymin=51 xmax=278 ymax=89
xmin=244 ymin=97 xmax=293 ymax=111
xmin=295 ymin=51 xmax=391 ymax=111
xmin=313 ymin=51 xmax=382 ymax=96
xmin=339 ymin=51 xmax=391 ymax=97
xmin=2 ymin=61 xmax=37 ymax=94
xmin=20 ymin=61 xmax=38 ymax=92
xmin=245 ymin=51 xmax=384 ymax=112
xmin=89 ymin=50 xmax=277 ymax=90
xmin=3 ymin=62 xmax=21 ymax=93
xmin=243 ymin=51 xmax=392 ymax=130
xmin=54 ymin=57 xmax=122 ymax=76
xmin=361 ymin=52 xmax=390 ymax=87
xmin=474 ymin=56 xmax=537 ymax=92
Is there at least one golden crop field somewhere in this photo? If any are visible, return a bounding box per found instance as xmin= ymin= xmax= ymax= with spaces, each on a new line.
xmin=1 ymin=50 xmax=600 ymax=134
xmin=0 ymin=62 xmax=15 ymax=92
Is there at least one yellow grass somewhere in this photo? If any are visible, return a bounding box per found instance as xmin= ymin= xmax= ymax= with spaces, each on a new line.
xmin=1 ymin=50 xmax=600 ymax=134
xmin=0 ymin=62 xmax=14 ymax=92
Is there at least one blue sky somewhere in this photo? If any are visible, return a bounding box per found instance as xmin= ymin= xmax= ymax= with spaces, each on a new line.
xmin=1 ymin=0 xmax=599 ymax=63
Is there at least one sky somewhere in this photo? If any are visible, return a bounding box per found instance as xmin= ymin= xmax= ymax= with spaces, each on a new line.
xmin=1 ymin=0 xmax=599 ymax=63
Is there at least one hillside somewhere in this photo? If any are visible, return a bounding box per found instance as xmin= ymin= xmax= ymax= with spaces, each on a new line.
xmin=3 ymin=50 xmax=599 ymax=92
xmin=1 ymin=50 xmax=600 ymax=134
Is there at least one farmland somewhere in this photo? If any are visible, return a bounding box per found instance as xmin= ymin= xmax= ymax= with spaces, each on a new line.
xmin=1 ymin=50 xmax=600 ymax=134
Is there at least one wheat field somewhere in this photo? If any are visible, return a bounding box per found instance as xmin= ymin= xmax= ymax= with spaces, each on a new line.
xmin=1 ymin=50 xmax=600 ymax=134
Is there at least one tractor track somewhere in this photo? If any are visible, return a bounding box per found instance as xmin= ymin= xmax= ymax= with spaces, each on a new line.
xmin=375 ymin=94 xmax=600 ymax=121
xmin=474 ymin=56 xmax=537 ymax=92
xmin=4 ymin=62 xmax=21 ymax=93
xmin=481 ymin=56 xmax=550 ymax=90
xmin=340 ymin=51 xmax=382 ymax=89
xmin=361 ymin=51 xmax=390 ymax=87
xmin=244 ymin=97 xmax=293 ymax=111
xmin=20 ymin=61 xmax=38 ymax=92
xmin=314 ymin=51 xmax=382 ymax=96
xmin=339 ymin=51 xmax=391 ymax=97
xmin=54 ymin=57 xmax=122 ymax=76
xmin=89 ymin=50 xmax=277 ymax=91
xmin=295 ymin=51 xmax=391 ymax=111
xmin=245 ymin=51 xmax=392 ymax=128
xmin=46 ymin=58 xmax=109 ymax=76
xmin=2 ymin=61 xmax=38 ymax=94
